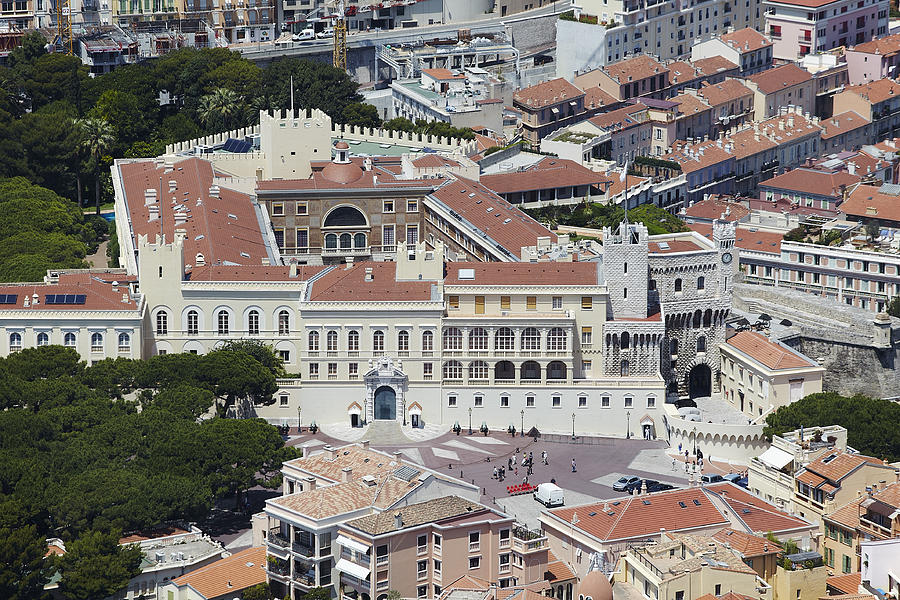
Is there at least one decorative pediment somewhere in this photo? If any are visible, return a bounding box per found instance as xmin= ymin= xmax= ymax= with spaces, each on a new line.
xmin=364 ymin=356 xmax=406 ymax=379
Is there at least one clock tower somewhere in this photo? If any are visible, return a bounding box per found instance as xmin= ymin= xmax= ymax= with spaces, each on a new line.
xmin=712 ymin=219 xmax=737 ymax=296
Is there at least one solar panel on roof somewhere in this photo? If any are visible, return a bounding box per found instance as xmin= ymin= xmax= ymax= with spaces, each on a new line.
xmin=393 ymin=465 xmax=420 ymax=482
xmin=0 ymin=294 xmax=17 ymax=304
xmin=222 ymin=138 xmax=252 ymax=153
xmin=45 ymin=294 xmax=86 ymax=305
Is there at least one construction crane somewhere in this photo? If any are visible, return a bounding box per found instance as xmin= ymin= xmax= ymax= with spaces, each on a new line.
xmin=54 ymin=0 xmax=74 ymax=55
xmin=330 ymin=0 xmax=347 ymax=72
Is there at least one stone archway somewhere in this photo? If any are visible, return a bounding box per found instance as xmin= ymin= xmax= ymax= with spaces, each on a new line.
xmin=688 ymin=364 xmax=712 ymax=398
xmin=373 ymin=386 xmax=397 ymax=420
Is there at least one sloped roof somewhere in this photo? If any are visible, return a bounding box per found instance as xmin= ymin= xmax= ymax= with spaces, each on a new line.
xmin=850 ymin=33 xmax=900 ymax=56
xmin=800 ymin=450 xmax=889 ymax=484
xmin=747 ymin=63 xmax=811 ymax=94
xmin=480 ymin=158 xmax=608 ymax=194
xmin=706 ymin=483 xmax=813 ymax=533
xmin=841 ymin=78 xmax=900 ymax=105
xmin=514 ymin=78 xmax=585 ymax=109
xmin=693 ymin=56 xmax=740 ymax=77
xmin=0 ymin=272 xmax=140 ymax=313
xmin=725 ymin=330 xmax=817 ymax=371
xmin=712 ymin=528 xmax=781 ymax=557
xmin=842 ymin=183 xmax=900 ymax=223
xmin=759 ymin=168 xmax=861 ymax=197
xmin=684 ymin=197 xmax=750 ymax=222
xmin=697 ymin=79 xmax=753 ymax=107
xmin=603 ymin=54 xmax=668 ymax=84
xmin=828 ymin=573 xmax=863 ymax=595
xmin=170 ymin=546 xmax=266 ymax=599
xmin=307 ymin=262 xmax=435 ymax=302
xmin=821 ymin=111 xmax=870 ymax=139
xmin=444 ymin=262 xmax=600 ymax=286
xmin=721 ymin=28 xmax=772 ymax=53
xmin=345 ymin=496 xmax=494 ymax=535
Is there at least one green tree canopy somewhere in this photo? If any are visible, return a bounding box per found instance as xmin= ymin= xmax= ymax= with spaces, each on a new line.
xmin=56 ymin=530 xmax=142 ymax=600
xmin=764 ymin=392 xmax=900 ymax=462
xmin=525 ymin=201 xmax=689 ymax=236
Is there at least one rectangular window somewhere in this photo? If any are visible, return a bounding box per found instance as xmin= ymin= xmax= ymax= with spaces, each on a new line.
xmin=624 ymin=396 xmax=633 ymax=408
xmin=417 ymin=535 xmax=427 ymax=554
xmin=383 ymin=200 xmax=394 ymax=213
xmin=469 ymin=532 xmax=480 ymax=552
xmin=602 ymin=396 xmax=610 ymax=408
xmin=448 ymin=395 xmax=457 ymax=407
xmin=552 ymin=296 xmax=563 ymax=309
xmin=526 ymin=396 xmax=535 ymax=407
xmin=296 ymin=228 xmax=309 ymax=249
xmin=274 ymin=228 xmax=285 ymax=250
xmin=279 ymin=350 xmax=291 ymax=363
xmin=423 ymin=363 xmax=433 ymax=380
xmin=526 ymin=296 xmax=537 ymax=310
xmin=433 ymin=534 xmax=442 ymax=554
xmin=474 ymin=395 xmax=484 ymax=407
xmin=842 ymin=554 xmax=851 ymax=573
xmin=582 ymin=360 xmax=591 ymax=374
xmin=500 ymin=296 xmax=511 ymax=310
xmin=448 ymin=295 xmax=460 ymax=309
xmin=407 ymin=199 xmax=418 ymax=212
xmin=406 ymin=225 xmax=418 ymax=245
xmin=582 ymin=296 xmax=593 ymax=309
xmin=578 ymin=396 xmax=587 ymax=407
xmin=500 ymin=395 xmax=509 ymax=407
xmin=581 ymin=327 xmax=592 ymax=344
xmin=349 ymin=363 xmax=359 ymax=379
xmin=296 ymin=202 xmax=307 ymax=215
xmin=469 ymin=556 xmax=480 ymax=569
xmin=552 ymin=395 xmax=561 ymax=407
xmin=382 ymin=225 xmax=395 ymax=248
xmin=328 ymin=363 xmax=338 ymax=379
xmin=648 ymin=396 xmax=656 ymax=408
xmin=417 ymin=585 xmax=427 ymax=598
xmin=272 ymin=202 xmax=284 ymax=216
xmin=309 ymin=363 xmax=319 ymax=379
xmin=475 ymin=296 xmax=485 ymax=314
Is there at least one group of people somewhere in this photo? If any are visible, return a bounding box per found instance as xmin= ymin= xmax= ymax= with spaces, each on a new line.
xmin=493 ymin=449 xmax=552 ymax=483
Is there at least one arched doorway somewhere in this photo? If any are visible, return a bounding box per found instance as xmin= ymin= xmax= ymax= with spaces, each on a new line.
xmin=373 ymin=386 xmax=396 ymax=420
xmin=688 ymin=364 xmax=712 ymax=398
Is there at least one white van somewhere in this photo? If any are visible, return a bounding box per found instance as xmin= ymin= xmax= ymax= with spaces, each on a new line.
xmin=292 ymin=28 xmax=315 ymax=41
xmin=533 ymin=483 xmax=564 ymax=507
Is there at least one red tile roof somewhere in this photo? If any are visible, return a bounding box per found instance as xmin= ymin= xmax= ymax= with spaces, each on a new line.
xmin=821 ymin=111 xmax=870 ymax=139
xmin=747 ymin=63 xmax=812 ymax=94
xmin=667 ymin=61 xmax=702 ymax=85
xmin=186 ymin=265 xmax=327 ymax=281
xmin=725 ymin=330 xmax=817 ymax=370
xmin=765 ymin=0 xmax=844 ymax=9
xmin=801 ymin=450 xmax=889 ymax=484
xmin=444 ymin=262 xmax=599 ymax=286
xmin=422 ymin=68 xmax=467 ymax=80
xmin=841 ymin=78 xmax=900 ymax=105
xmin=712 ymin=528 xmax=781 ymax=557
xmin=850 ymin=33 xmax=900 ymax=56
xmin=428 ymin=177 xmax=557 ymax=256
xmin=693 ymin=56 xmax=740 ymax=77
xmin=307 ymin=262 xmax=435 ymax=302
xmin=684 ymin=197 xmax=750 ymax=222
xmin=412 ymin=154 xmax=463 ymax=169
xmin=170 ymin=546 xmax=266 ymax=599
xmin=689 ymin=222 xmax=783 ymax=254
xmin=647 ymin=238 xmax=707 ymax=254
xmin=0 ymin=272 xmax=140 ymax=312
xmin=673 ymin=92 xmax=713 ymax=116
xmin=706 ymin=483 xmax=814 ymax=534
xmin=603 ymin=54 xmax=668 ymax=84
xmin=480 ymin=158 xmax=609 ymax=194
xmin=828 ymin=573 xmax=862 ymax=595
xmin=119 ymin=157 xmax=271 ymax=269
xmin=759 ymin=168 xmax=861 ymax=197
xmin=721 ymin=28 xmax=773 ymax=53
xmin=698 ymin=79 xmax=754 ymax=107
xmin=842 ymin=183 xmax=900 ymax=223
xmin=257 ymin=166 xmax=434 ymax=191
xmin=590 ymin=104 xmax=649 ymax=132
xmin=583 ymin=86 xmax=619 ymax=109
xmin=514 ymin=78 xmax=585 ymax=109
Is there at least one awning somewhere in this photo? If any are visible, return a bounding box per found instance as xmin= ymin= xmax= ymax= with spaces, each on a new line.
xmin=336 ymin=558 xmax=370 ymax=580
xmin=337 ymin=535 xmax=369 ymax=554
xmin=758 ymin=446 xmax=793 ymax=470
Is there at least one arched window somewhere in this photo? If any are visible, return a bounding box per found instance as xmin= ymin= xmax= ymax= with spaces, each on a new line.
xmin=325 ymin=233 xmax=337 ymax=249
xmin=91 ymin=332 xmax=103 ymax=351
xmin=9 ymin=332 xmax=22 ymax=351
xmin=247 ymin=310 xmax=259 ymax=336
xmin=422 ymin=330 xmax=434 ymax=352
xmin=339 ymin=233 xmax=352 ymax=249
xmin=693 ymin=310 xmax=702 ymax=328
xmin=347 ymin=330 xmax=359 ymax=352
xmin=373 ymin=330 xmax=385 ymax=352
xmin=548 ymin=327 xmax=567 ymax=351
xmin=156 ymin=311 xmax=168 ymax=335
xmin=327 ymin=330 xmax=338 ymax=352
xmin=674 ymin=278 xmax=683 ymax=293
xmin=522 ymin=327 xmax=541 ymax=350
xmin=188 ymin=310 xmax=200 ymax=335
xmin=469 ymin=328 xmax=488 ymax=350
xmin=703 ymin=309 xmax=712 ymax=327
xmin=354 ymin=232 xmax=367 ymax=248
xmin=521 ymin=361 xmax=541 ymax=380
xmin=495 ymin=361 xmax=515 ymax=381
xmin=671 ymin=339 xmax=679 ymax=356
xmin=118 ymin=332 xmax=130 ymax=350
xmin=397 ymin=330 xmax=410 ymax=352
xmin=308 ymin=330 xmax=320 ymax=351
xmin=37 ymin=332 xmax=49 ymax=346
xmin=620 ymin=360 xmax=630 ymax=376
xmin=621 ymin=332 xmax=630 ymax=350
xmin=443 ymin=327 xmax=462 ymax=350
xmin=469 ymin=361 xmax=489 ymax=380
xmin=547 ymin=361 xmax=567 ymax=380
xmin=217 ymin=311 xmax=230 ymax=336
xmin=443 ymin=361 xmax=463 ymax=380
xmin=323 ymin=205 xmax=367 ymax=227
xmin=278 ymin=310 xmax=290 ymax=335
xmin=495 ymin=327 xmax=514 ymax=351
xmin=697 ymin=276 xmax=705 ymax=290
xmin=64 ymin=332 xmax=76 ymax=347
xmin=697 ymin=336 xmax=707 ymax=353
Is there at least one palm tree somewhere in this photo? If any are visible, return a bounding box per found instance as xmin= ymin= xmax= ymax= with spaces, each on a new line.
xmin=75 ymin=117 xmax=114 ymax=215
xmin=198 ymin=87 xmax=241 ymax=133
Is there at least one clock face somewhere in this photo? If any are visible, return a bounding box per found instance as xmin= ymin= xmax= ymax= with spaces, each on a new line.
xmin=722 ymin=252 xmax=733 ymax=265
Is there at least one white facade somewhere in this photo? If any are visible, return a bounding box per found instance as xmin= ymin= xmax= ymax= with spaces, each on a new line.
xmin=860 ymin=537 xmax=900 ymax=598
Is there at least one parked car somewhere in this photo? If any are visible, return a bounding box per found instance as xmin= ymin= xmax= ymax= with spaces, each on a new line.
xmin=292 ymin=28 xmax=315 ymax=41
xmin=700 ymin=474 xmax=725 ymax=484
xmin=723 ymin=473 xmax=749 ymax=488
xmin=612 ymin=476 xmax=640 ymax=492
xmin=533 ymin=482 xmax=565 ymax=507
xmin=646 ymin=482 xmax=676 ymax=493
xmin=317 ymin=27 xmax=334 ymax=38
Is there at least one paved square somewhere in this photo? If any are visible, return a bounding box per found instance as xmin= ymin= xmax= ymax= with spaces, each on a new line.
xmin=442 ymin=439 xmax=495 ymax=455
xmin=432 ymin=447 xmax=460 ymax=460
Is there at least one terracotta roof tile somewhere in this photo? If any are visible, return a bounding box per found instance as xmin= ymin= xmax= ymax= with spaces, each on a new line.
xmin=0 ymin=272 xmax=140 ymax=312
xmin=170 ymin=546 xmax=266 ymax=598
xmin=801 ymin=450 xmax=889 ymax=484
xmin=684 ymin=198 xmax=750 ymax=222
xmin=667 ymin=61 xmax=702 ymax=84
xmin=583 ymin=86 xmax=619 ymax=109
xmin=444 ymin=262 xmax=599 ymax=286
xmin=422 ymin=68 xmax=467 ymax=80
xmin=759 ymin=168 xmax=861 ymax=197
xmin=693 ymin=56 xmax=740 ymax=77
xmin=604 ymin=173 xmax=648 ymax=198
xmin=841 ymin=78 xmax=900 ymax=105
xmin=589 ymin=104 xmax=649 ymax=131
xmin=842 ymin=183 xmax=900 ymax=223
xmin=307 ymin=263 xmax=435 ymax=302
xmin=725 ymin=330 xmax=817 ymax=370
xmin=412 ymin=154 xmax=463 ymax=168
xmin=819 ymin=594 xmax=877 ymax=600
xmin=602 ymin=54 xmax=668 ymax=84
xmin=673 ymin=92 xmax=713 ymax=116
xmin=689 ymin=222 xmax=783 ymax=254
xmin=828 ymin=572 xmax=863 ymax=595
xmin=721 ymin=28 xmax=773 ymax=53
xmin=706 ymin=483 xmax=814 ymax=533
xmin=429 ymin=177 xmax=557 ymax=255
xmin=480 ymin=158 xmax=609 ymax=194
xmin=697 ymin=79 xmax=754 ymax=107
xmin=824 ymin=495 xmax=867 ymax=530
xmin=345 ymin=496 xmax=496 ymax=535
xmin=545 ymin=552 xmax=576 ymax=582
xmin=648 ymin=239 xmax=706 ymax=253
xmin=747 ymin=63 xmax=812 ymax=94
xmin=514 ymin=78 xmax=585 ymax=109
xmin=850 ymin=33 xmax=900 ymax=56
xmin=821 ymin=111 xmax=871 ymax=139
xmin=712 ymin=528 xmax=781 ymax=556
xmin=186 ymin=265 xmax=327 ymax=281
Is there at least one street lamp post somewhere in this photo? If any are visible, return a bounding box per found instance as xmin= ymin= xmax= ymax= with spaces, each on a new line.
xmin=693 ymin=426 xmax=698 ymax=457
xmin=571 ymin=412 xmax=576 ymax=439
xmin=468 ymin=407 xmax=472 ymax=435
xmin=520 ymin=409 xmax=524 ymax=437
xmin=626 ymin=411 xmax=631 ymax=439
xmin=297 ymin=405 xmax=302 ymax=433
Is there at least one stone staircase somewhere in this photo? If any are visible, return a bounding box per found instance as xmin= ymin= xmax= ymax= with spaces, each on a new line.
xmin=319 ymin=420 xmax=449 ymax=445
xmin=361 ymin=420 xmax=408 ymax=445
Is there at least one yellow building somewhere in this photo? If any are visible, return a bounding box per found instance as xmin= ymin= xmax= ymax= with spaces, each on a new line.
xmin=821 ymin=482 xmax=900 ymax=575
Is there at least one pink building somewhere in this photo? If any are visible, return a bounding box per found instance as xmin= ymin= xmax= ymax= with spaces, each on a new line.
xmin=845 ymin=33 xmax=900 ymax=84
xmin=764 ymin=0 xmax=889 ymax=61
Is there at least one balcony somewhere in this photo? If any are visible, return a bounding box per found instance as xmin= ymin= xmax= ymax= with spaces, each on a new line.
xmin=798 ymin=35 xmax=812 ymax=42
xmin=267 ymin=557 xmax=291 ymax=577
xmin=512 ymin=525 xmax=547 ymax=552
xmin=293 ymin=541 xmax=315 ymax=557
xmin=268 ymin=530 xmax=291 ymax=549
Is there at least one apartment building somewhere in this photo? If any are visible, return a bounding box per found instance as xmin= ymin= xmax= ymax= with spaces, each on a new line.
xmin=335 ymin=496 xmax=563 ymax=599
xmin=616 ymin=531 xmax=773 ymax=600
xmin=673 ymin=92 xmax=715 ymax=142
xmin=764 ymin=0 xmax=888 ymax=60
xmin=792 ymin=449 xmax=898 ymax=525
xmin=694 ymin=78 xmax=755 ymax=138
xmin=832 ymin=78 xmax=900 ymax=141
xmin=513 ymin=78 xmax=587 ymax=145
xmin=712 ymin=528 xmax=783 ymax=583
xmin=691 ymin=27 xmax=774 ymax=75
xmin=800 ymin=53 xmax=850 ymax=118
xmin=262 ymin=443 xmax=481 ymax=600
xmin=756 ymin=167 xmax=861 ymax=217
xmin=845 ymin=33 xmax=900 ymax=84
xmin=112 ymin=0 xmax=275 ymax=44
xmin=745 ymin=64 xmax=815 ymax=120
xmin=160 ymin=546 xmax=266 ymax=600
xmin=0 ymin=0 xmax=36 ymax=29
xmin=720 ymin=329 xmax=824 ymax=421
xmin=820 ymin=111 xmax=872 ymax=151
xmin=822 ymin=482 xmax=900 ymax=574
xmin=574 ymin=55 xmax=670 ymax=102
xmin=860 ymin=536 xmax=900 ymax=597
xmin=478 ymin=158 xmax=610 ymax=207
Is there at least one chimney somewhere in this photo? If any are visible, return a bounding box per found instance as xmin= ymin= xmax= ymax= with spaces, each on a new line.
xmin=325 ymin=445 xmax=338 ymax=460
xmin=361 ymin=440 xmax=370 ymax=450
xmin=122 ymin=293 xmax=129 ymax=303
xmin=305 ymin=476 xmax=317 ymax=491
xmin=848 ymin=161 xmax=857 ymax=175
xmin=394 ymin=512 xmax=403 ymax=529
xmin=342 ymin=467 xmax=353 ymax=483
xmin=364 ymin=268 xmax=374 ymax=282
xmin=290 ymin=263 xmax=298 ymax=278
